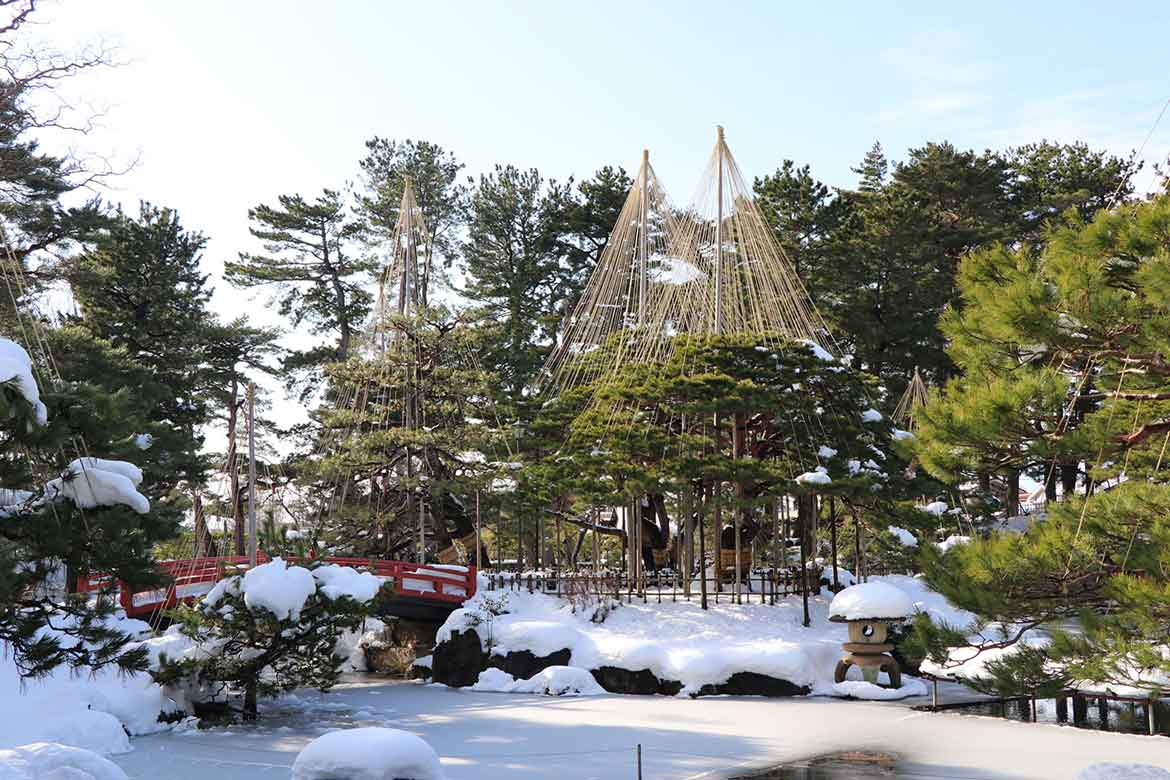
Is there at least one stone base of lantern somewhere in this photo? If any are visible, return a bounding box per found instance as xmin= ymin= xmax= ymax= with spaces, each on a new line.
xmin=834 ymin=652 xmax=901 ymax=689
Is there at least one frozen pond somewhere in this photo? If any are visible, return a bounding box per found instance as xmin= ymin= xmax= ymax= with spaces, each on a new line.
xmin=110 ymin=678 xmax=1170 ymax=780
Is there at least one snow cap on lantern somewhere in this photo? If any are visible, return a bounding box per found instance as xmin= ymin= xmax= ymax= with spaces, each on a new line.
xmin=829 ymin=580 xmax=913 ymax=622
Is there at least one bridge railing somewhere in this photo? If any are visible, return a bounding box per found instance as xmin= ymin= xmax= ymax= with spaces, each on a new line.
xmin=76 ymin=555 xmax=476 ymax=618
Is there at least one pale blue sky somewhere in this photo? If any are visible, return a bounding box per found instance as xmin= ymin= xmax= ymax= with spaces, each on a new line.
xmin=35 ymin=0 xmax=1170 ymax=434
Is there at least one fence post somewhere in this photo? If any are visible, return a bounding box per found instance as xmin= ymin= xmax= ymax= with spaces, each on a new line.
xmin=636 ymin=743 xmax=642 ymax=780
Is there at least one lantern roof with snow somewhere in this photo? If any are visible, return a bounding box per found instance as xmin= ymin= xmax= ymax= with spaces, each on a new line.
xmin=828 ymin=581 xmax=914 ymax=622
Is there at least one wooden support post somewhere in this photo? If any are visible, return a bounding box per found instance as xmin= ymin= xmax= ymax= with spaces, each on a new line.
xmin=698 ymin=483 xmax=708 ymax=611
xmin=246 ymin=382 xmax=257 ymax=568
xmin=829 ymin=496 xmax=839 ymax=590
xmin=475 ymin=490 xmax=482 ymax=570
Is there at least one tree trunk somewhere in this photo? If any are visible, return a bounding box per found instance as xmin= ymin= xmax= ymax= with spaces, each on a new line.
xmin=1060 ymin=461 xmax=1078 ymax=500
xmin=228 ymin=378 xmax=244 ymax=556
xmin=243 ymin=679 xmax=258 ymax=721
xmin=797 ymin=493 xmax=819 ymax=596
xmin=1005 ymin=468 xmax=1021 ymax=517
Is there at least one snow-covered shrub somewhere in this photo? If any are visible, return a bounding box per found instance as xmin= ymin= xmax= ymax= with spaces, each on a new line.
xmin=154 ymin=558 xmax=382 ymax=720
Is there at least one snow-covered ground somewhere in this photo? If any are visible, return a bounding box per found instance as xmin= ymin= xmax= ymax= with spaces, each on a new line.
xmin=104 ymin=678 xmax=1169 ymax=780
xmin=439 ymin=574 xmax=968 ymax=695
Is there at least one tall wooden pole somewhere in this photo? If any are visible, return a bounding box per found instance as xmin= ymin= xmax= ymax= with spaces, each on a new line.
xmin=246 ymin=382 xmax=258 ymax=568
xmin=638 ymin=149 xmax=649 ymax=328
xmin=714 ymin=126 xmax=724 ymax=335
xmin=475 ymin=489 xmax=482 ymax=570
xmin=830 ymin=496 xmax=839 ymax=590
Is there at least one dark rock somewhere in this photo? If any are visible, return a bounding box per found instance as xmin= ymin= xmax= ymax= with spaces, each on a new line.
xmin=696 ymin=671 xmax=809 ymax=697
xmin=488 ymin=648 xmax=571 ymax=680
xmin=430 ymin=629 xmax=487 ymax=688
xmin=591 ymin=666 xmax=678 ymax=695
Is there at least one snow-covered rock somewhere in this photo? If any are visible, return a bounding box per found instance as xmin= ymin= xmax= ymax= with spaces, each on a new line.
xmin=471 ymin=666 xmax=605 ymax=696
xmin=829 ymin=581 xmax=914 ymax=621
xmin=0 ymin=338 xmax=48 ymax=425
xmin=0 ymin=742 xmax=129 ymax=780
xmin=291 ymin=727 xmax=444 ymax=780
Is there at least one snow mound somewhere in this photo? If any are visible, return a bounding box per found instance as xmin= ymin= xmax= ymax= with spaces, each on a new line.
xmin=0 ymin=742 xmax=129 ymax=780
xmin=0 ymin=338 xmax=48 ymax=425
xmin=891 ymin=428 xmax=914 ymax=441
xmin=918 ymin=500 xmax=948 ymax=516
xmin=829 ymin=581 xmax=914 ymax=620
xmin=472 ymin=666 xmax=604 ymax=696
xmin=44 ymin=710 xmax=130 ymax=756
xmin=46 ymin=458 xmax=150 ymax=514
xmin=831 ymin=679 xmax=927 ymax=700
xmin=1079 ymin=764 xmax=1170 ymax=780
xmin=292 ymin=727 xmax=444 ymax=780
xmin=887 ymin=526 xmax=917 ymax=547
xmin=240 ymin=558 xmax=317 ymax=621
xmin=313 ymin=564 xmax=383 ymax=602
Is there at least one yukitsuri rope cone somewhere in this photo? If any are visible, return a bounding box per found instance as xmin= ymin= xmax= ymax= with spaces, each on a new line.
xmin=542 ymin=128 xmax=833 ymax=397
xmin=892 ymin=366 xmax=930 ymax=431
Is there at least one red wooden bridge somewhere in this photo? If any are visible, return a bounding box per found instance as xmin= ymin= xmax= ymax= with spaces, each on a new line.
xmin=77 ymin=554 xmax=477 ymax=620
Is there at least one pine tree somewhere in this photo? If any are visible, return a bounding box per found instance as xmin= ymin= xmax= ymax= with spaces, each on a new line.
xmin=356 ymin=138 xmax=468 ymax=302
xmin=853 ymin=142 xmax=888 ymax=193
xmin=0 ymin=336 xmax=178 ymax=678
xmin=911 ymin=195 xmax=1170 ymax=695
xmin=460 ymin=165 xmax=568 ymax=405
xmin=754 ymin=160 xmax=855 ymax=314
xmin=304 ymin=311 xmax=501 ymax=563
xmin=66 ymin=203 xmax=217 ymax=490
xmin=157 ymin=559 xmax=376 ymax=720
xmin=226 ymin=190 xmax=373 ymax=396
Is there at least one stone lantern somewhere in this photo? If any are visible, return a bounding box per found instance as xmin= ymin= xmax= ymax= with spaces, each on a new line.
xmin=828 ymin=581 xmax=913 ymax=689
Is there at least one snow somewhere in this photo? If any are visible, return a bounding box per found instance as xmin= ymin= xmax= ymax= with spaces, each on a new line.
xmin=107 ymin=680 xmax=1170 ymax=780
xmin=860 ymin=408 xmax=883 ymax=423
xmin=796 ymin=339 xmax=835 ymax=363
xmin=0 ymin=742 xmax=129 ymax=780
xmin=0 ymin=338 xmax=48 ymax=425
xmin=46 ymin=458 xmax=150 ymax=514
xmin=292 ymin=727 xmax=444 ymax=780
xmin=795 ymin=466 xmax=832 ymax=485
xmin=831 ymin=679 xmax=927 ymax=700
xmin=471 ymin=666 xmax=605 ymax=697
xmin=886 ymin=525 xmax=918 ymax=547
xmin=891 ymin=428 xmax=915 ymax=441
xmin=816 ymin=445 xmax=837 ymax=459
xmin=1079 ymin=764 xmax=1170 ymax=780
xmin=918 ymin=500 xmax=948 ymax=516
xmin=436 ymin=576 xmax=964 ymax=695
xmin=0 ymin=621 xmax=174 ymax=756
xmin=829 ymin=581 xmax=914 ymax=620
xmin=240 ymin=557 xmax=318 ymax=621
xmin=312 ymin=564 xmax=383 ymax=603
xmin=937 ymin=534 xmax=971 ymax=553
xmin=132 ymin=433 xmax=154 ymax=450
